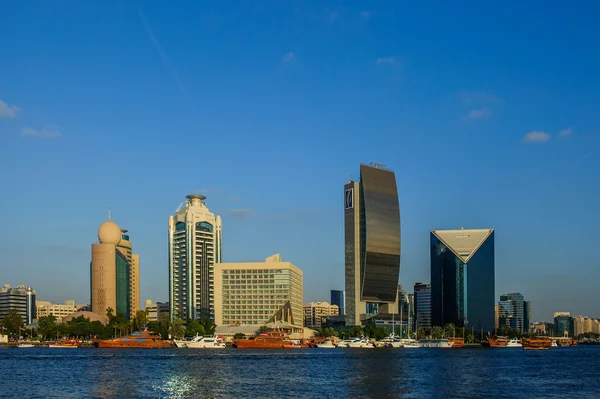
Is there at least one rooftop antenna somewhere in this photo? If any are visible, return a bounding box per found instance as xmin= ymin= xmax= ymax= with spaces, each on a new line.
xmin=108 ymin=207 xmax=111 ymax=220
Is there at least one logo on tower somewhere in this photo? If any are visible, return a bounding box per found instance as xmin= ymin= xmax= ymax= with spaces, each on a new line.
xmin=345 ymin=188 xmax=353 ymax=209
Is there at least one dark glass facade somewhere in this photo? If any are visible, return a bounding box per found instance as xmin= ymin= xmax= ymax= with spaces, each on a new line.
xmin=554 ymin=315 xmax=574 ymax=337
xmin=330 ymin=290 xmax=345 ymax=316
xmin=430 ymin=230 xmax=495 ymax=333
xmin=414 ymin=282 xmax=431 ymax=330
xmin=116 ymin=251 xmax=131 ymax=320
xmin=359 ymin=164 xmax=401 ymax=303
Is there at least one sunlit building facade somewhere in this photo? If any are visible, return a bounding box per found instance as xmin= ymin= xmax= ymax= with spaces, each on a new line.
xmin=214 ymin=254 xmax=303 ymax=326
xmin=0 ymin=284 xmax=36 ymax=325
xmin=169 ymin=195 xmax=222 ymax=322
xmin=303 ymin=302 xmax=339 ymax=328
xmin=430 ymin=228 xmax=495 ymax=333
xmin=344 ymin=164 xmax=401 ymax=326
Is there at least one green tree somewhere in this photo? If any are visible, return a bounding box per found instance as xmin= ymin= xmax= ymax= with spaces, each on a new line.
xmin=201 ymin=317 xmax=216 ymax=335
xmin=170 ymin=318 xmax=186 ymax=339
xmin=68 ymin=315 xmax=93 ymax=338
xmin=351 ymin=326 xmax=363 ymax=338
xmin=257 ymin=325 xmax=270 ymax=334
xmin=416 ymin=328 xmax=425 ymax=340
xmin=431 ymin=326 xmax=444 ymax=339
xmin=233 ymin=333 xmax=245 ymax=340
xmin=185 ymin=320 xmax=205 ymax=337
xmin=1 ymin=309 xmax=24 ymax=338
xmin=38 ymin=315 xmax=58 ymax=340
xmin=91 ymin=321 xmax=109 ymax=339
xmin=57 ymin=323 xmax=69 ymax=338
xmin=106 ymin=307 xmax=114 ymax=319
xmin=373 ymin=327 xmax=388 ymax=341
xmin=444 ymin=323 xmax=455 ymax=338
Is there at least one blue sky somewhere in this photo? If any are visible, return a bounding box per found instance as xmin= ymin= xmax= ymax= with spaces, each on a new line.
xmin=1 ymin=1 xmax=599 ymax=322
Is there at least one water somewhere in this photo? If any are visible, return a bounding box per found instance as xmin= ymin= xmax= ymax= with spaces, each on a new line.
xmin=1 ymin=347 xmax=599 ymax=398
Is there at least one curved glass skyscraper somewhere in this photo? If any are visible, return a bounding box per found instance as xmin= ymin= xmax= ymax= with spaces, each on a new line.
xmin=345 ymin=164 xmax=401 ymax=326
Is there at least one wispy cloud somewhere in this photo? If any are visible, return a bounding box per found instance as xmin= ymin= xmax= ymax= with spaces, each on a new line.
xmin=227 ymin=209 xmax=254 ymax=220
xmin=559 ymin=127 xmax=572 ymax=137
xmin=282 ymin=52 xmax=296 ymax=64
xmin=138 ymin=10 xmax=186 ymax=93
xmin=464 ymin=108 xmax=490 ymax=120
xmin=0 ymin=99 xmax=20 ymax=118
xmin=523 ymin=131 xmax=550 ymax=143
xmin=376 ymin=57 xmax=397 ymax=66
xmin=21 ymin=127 xmax=62 ymax=139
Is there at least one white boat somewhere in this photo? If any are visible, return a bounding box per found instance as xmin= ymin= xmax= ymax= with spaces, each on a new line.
xmin=376 ymin=334 xmax=403 ymax=348
xmin=17 ymin=343 xmax=34 ymax=348
xmin=173 ymin=339 xmax=188 ymax=348
xmin=398 ymin=339 xmax=420 ymax=348
xmin=420 ymin=339 xmax=453 ymax=348
xmin=186 ymin=335 xmax=226 ymax=349
xmin=552 ymin=339 xmax=558 ymax=347
xmin=506 ymin=338 xmax=522 ymax=348
xmin=316 ymin=340 xmax=336 ymax=348
xmin=335 ymin=339 xmax=357 ymax=348
xmin=348 ymin=338 xmax=374 ymax=348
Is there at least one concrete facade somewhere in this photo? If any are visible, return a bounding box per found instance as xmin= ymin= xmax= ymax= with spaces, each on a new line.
xmin=303 ymin=302 xmax=339 ymax=328
xmin=214 ymin=254 xmax=303 ymax=327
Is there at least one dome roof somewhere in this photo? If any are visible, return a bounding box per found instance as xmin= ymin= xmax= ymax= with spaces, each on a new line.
xmin=98 ymin=220 xmax=122 ymax=245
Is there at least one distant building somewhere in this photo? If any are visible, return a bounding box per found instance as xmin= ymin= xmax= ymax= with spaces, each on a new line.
xmin=0 ymin=284 xmax=36 ymax=325
xmin=330 ymin=290 xmax=345 ymax=316
xmin=554 ymin=312 xmax=574 ymax=337
xmin=530 ymin=321 xmax=553 ymax=335
xmin=407 ymin=293 xmax=415 ymax=331
xmin=157 ymin=302 xmax=169 ymax=319
xmin=430 ymin=228 xmax=495 ymax=333
xmin=91 ymin=219 xmax=136 ymax=320
xmin=36 ymin=300 xmax=79 ymax=322
xmin=413 ymin=282 xmax=431 ymax=330
xmin=497 ymin=293 xmax=531 ymax=332
xmin=168 ymin=195 xmax=222 ymax=322
xmin=573 ymin=316 xmax=595 ymax=336
xmin=303 ymin=302 xmax=339 ymax=328
xmin=214 ymin=254 xmax=303 ymax=326
xmin=144 ymin=300 xmax=158 ymax=322
xmin=344 ymin=164 xmax=401 ymax=326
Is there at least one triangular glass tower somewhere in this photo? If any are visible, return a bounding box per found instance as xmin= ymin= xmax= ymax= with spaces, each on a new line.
xmin=430 ymin=228 xmax=495 ymax=334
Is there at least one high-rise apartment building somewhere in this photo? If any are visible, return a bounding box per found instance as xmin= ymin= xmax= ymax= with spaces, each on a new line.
xmin=0 ymin=284 xmax=36 ymax=325
xmin=344 ymin=163 xmax=401 ymax=326
xmin=214 ymin=254 xmax=303 ymax=326
xmin=330 ymin=290 xmax=345 ymax=316
xmin=498 ymin=293 xmax=531 ymax=332
xmin=303 ymin=302 xmax=339 ymax=328
xmin=91 ymin=219 xmax=132 ymax=320
xmin=413 ymin=282 xmax=431 ymax=330
xmin=430 ymin=228 xmax=495 ymax=333
xmin=168 ymin=195 xmax=222 ymax=321
xmin=573 ymin=316 xmax=594 ymax=336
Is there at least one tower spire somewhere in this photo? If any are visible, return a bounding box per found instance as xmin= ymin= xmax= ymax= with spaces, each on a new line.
xmin=108 ymin=207 xmax=111 ymax=220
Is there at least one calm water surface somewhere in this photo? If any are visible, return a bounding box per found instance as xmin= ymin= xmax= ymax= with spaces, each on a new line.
xmin=1 ymin=347 xmax=599 ymax=398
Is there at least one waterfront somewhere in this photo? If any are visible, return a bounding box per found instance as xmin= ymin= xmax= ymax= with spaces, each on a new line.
xmin=1 ymin=347 xmax=599 ymax=398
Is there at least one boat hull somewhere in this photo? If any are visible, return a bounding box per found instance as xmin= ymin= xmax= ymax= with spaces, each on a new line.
xmin=521 ymin=338 xmax=552 ymax=350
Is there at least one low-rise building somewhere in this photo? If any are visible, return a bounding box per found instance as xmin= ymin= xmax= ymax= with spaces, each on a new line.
xmin=303 ymin=302 xmax=339 ymax=328
xmin=36 ymin=301 xmax=80 ymax=322
xmin=145 ymin=300 xmax=158 ymax=322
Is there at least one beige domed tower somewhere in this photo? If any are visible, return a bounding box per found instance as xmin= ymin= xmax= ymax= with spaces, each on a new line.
xmin=91 ymin=216 xmax=135 ymax=320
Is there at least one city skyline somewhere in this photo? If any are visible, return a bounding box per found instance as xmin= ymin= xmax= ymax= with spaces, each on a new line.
xmin=1 ymin=2 xmax=599 ymax=322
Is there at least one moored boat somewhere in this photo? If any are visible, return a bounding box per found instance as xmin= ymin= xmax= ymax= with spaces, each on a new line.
xmin=316 ymin=340 xmax=336 ymax=348
xmin=232 ymin=330 xmax=297 ymax=349
xmin=49 ymin=339 xmax=79 ymax=348
xmin=448 ymin=337 xmax=464 ymax=348
xmin=17 ymin=343 xmax=35 ymax=348
xmin=521 ymin=337 xmax=552 ymax=350
xmin=506 ymin=338 xmax=522 ymax=348
xmin=187 ymin=335 xmax=226 ymax=349
xmin=92 ymin=328 xmax=171 ymax=348
xmin=420 ymin=339 xmax=453 ymax=348
xmin=335 ymin=339 xmax=358 ymax=348
xmin=348 ymin=338 xmax=374 ymax=348
xmin=481 ymin=336 xmax=509 ymax=347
